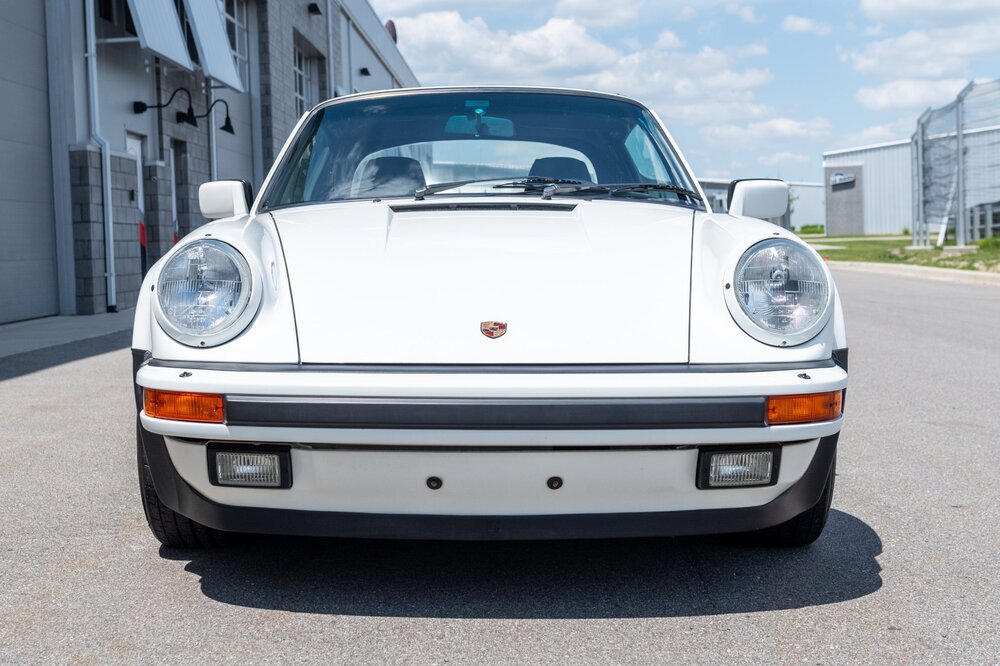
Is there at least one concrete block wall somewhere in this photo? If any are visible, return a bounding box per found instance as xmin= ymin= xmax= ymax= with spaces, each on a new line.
xmin=69 ymin=148 xmax=106 ymax=315
xmin=68 ymin=149 xmax=153 ymax=313
xmin=110 ymin=154 xmax=142 ymax=310
xmin=143 ymin=161 xmax=174 ymax=264
xmin=258 ymin=0 xmax=333 ymax=165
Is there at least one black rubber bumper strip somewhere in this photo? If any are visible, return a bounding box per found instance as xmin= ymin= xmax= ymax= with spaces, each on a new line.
xmin=146 ymin=358 xmax=838 ymax=374
xmin=138 ymin=420 xmax=838 ymax=541
xmin=222 ymin=395 xmax=767 ymax=430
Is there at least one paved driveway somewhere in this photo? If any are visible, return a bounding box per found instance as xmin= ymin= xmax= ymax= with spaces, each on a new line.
xmin=1 ymin=269 xmax=997 ymax=663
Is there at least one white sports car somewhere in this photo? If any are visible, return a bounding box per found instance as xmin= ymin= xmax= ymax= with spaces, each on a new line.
xmin=133 ymin=87 xmax=847 ymax=548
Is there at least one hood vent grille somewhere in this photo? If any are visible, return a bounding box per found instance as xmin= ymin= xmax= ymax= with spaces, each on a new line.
xmin=390 ymin=202 xmax=577 ymax=213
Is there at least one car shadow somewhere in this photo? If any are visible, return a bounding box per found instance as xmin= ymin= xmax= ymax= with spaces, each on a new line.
xmin=164 ymin=509 xmax=881 ymax=619
xmin=0 ymin=330 xmax=131 ymax=382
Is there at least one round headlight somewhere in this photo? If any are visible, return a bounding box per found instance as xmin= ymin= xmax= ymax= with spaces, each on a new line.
xmin=727 ymin=238 xmax=831 ymax=346
xmin=154 ymin=240 xmax=257 ymax=347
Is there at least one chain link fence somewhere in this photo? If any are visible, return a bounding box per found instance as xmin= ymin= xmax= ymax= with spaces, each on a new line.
xmin=913 ymin=79 xmax=1000 ymax=247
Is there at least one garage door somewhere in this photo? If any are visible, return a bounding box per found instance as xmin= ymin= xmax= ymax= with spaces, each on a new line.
xmin=0 ymin=4 xmax=58 ymax=324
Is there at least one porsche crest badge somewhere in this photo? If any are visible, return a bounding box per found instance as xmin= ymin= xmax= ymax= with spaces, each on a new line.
xmin=480 ymin=321 xmax=507 ymax=339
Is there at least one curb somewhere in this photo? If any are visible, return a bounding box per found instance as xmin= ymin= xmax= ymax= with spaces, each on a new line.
xmin=827 ymin=261 xmax=1000 ymax=287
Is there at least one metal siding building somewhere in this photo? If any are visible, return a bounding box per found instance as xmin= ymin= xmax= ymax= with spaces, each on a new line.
xmin=823 ymin=140 xmax=913 ymax=236
xmin=0 ymin=0 xmax=418 ymax=325
xmin=0 ymin=3 xmax=59 ymax=322
xmin=698 ymin=179 xmax=825 ymax=231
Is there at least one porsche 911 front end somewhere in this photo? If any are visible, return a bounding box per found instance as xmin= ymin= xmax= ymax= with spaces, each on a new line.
xmin=132 ymin=87 xmax=847 ymax=547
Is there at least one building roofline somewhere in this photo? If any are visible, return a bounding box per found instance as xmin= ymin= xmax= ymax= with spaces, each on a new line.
xmin=342 ymin=0 xmax=419 ymax=86
xmin=823 ymin=137 xmax=911 ymax=157
xmin=698 ymin=178 xmax=822 ymax=188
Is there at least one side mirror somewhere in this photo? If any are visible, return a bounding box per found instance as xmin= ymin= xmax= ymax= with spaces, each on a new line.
xmin=199 ymin=180 xmax=253 ymax=219
xmin=727 ymin=179 xmax=788 ymax=220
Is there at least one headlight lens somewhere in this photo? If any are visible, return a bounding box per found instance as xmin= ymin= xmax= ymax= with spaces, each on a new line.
xmin=156 ymin=240 xmax=254 ymax=345
xmin=732 ymin=239 xmax=830 ymax=344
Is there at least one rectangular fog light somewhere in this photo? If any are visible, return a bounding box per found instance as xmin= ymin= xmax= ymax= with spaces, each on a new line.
xmin=208 ymin=446 xmax=292 ymax=489
xmin=697 ymin=447 xmax=780 ymax=489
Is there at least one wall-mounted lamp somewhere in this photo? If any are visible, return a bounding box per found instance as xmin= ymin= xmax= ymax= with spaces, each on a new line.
xmin=359 ymin=67 xmax=371 ymax=77
xmin=133 ymin=87 xmax=198 ymax=127
xmin=195 ymin=98 xmax=236 ymax=135
xmin=307 ymin=2 xmax=322 ymax=15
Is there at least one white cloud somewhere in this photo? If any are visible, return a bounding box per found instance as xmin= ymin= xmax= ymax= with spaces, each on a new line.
xmin=840 ymin=20 xmax=1000 ymax=78
xmin=726 ymin=3 xmax=760 ymax=22
xmin=667 ymin=101 xmax=772 ymax=127
xmin=781 ymin=16 xmax=831 ymax=35
xmin=735 ymin=43 xmax=769 ymax=57
xmin=860 ymin=0 xmax=1000 ymax=21
xmin=857 ymin=78 xmax=967 ymax=110
xmin=677 ymin=7 xmax=697 ymax=21
xmin=570 ymin=44 xmax=774 ymax=125
xmin=837 ymin=118 xmax=915 ymax=148
xmin=553 ymin=0 xmax=642 ymax=26
xmin=393 ymin=10 xmax=777 ymax=130
xmin=386 ymin=4 xmax=824 ymax=178
xmin=654 ymin=30 xmax=684 ymax=50
xmin=702 ymin=67 xmax=772 ymax=90
xmin=371 ymin=0 xmax=528 ymax=15
xmin=702 ymin=117 xmax=832 ymax=144
xmin=758 ymin=151 xmax=810 ymax=166
xmin=392 ymin=12 xmax=619 ymax=82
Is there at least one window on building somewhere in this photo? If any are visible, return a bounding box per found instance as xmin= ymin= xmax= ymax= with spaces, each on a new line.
xmin=293 ymin=45 xmax=316 ymax=117
xmin=219 ymin=0 xmax=249 ymax=87
xmin=172 ymin=0 xmax=200 ymax=65
xmin=99 ymin=0 xmax=136 ymax=35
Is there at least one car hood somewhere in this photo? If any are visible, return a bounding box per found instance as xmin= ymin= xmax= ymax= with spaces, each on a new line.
xmin=270 ymin=198 xmax=694 ymax=364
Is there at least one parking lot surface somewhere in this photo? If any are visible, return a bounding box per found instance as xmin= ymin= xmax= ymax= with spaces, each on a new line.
xmin=1 ymin=269 xmax=998 ymax=664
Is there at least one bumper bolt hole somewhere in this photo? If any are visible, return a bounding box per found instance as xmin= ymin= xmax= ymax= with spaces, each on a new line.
xmin=547 ymin=476 xmax=563 ymax=490
xmin=426 ymin=476 xmax=443 ymax=490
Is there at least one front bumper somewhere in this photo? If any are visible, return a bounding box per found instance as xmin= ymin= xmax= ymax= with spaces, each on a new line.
xmin=139 ymin=422 xmax=838 ymax=540
xmin=135 ymin=355 xmax=845 ymax=539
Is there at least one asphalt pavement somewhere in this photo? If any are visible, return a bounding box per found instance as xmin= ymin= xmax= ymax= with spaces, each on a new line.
xmin=1 ymin=269 xmax=998 ymax=664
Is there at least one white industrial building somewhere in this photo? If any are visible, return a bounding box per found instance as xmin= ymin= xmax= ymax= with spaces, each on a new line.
xmin=823 ymin=79 xmax=1000 ymax=241
xmin=0 ymin=1 xmax=418 ymax=325
xmin=822 ymin=140 xmax=913 ymax=236
xmin=699 ymin=179 xmax=825 ymax=231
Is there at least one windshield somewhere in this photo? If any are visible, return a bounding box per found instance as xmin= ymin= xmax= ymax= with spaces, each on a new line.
xmin=262 ymin=91 xmax=702 ymax=209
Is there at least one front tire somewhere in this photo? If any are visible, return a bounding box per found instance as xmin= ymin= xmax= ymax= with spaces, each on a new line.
xmin=750 ymin=455 xmax=835 ymax=547
xmin=137 ymin=426 xmax=232 ymax=548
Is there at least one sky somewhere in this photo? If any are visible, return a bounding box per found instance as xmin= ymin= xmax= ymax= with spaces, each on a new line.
xmin=369 ymin=0 xmax=1000 ymax=183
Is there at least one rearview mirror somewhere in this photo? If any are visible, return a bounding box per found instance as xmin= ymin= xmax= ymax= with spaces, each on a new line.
xmin=199 ymin=180 xmax=253 ymax=219
xmin=444 ymin=114 xmax=515 ymax=138
xmin=727 ymin=179 xmax=788 ymax=220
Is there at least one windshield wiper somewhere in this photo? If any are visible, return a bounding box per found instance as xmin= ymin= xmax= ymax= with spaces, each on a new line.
xmin=539 ymin=183 xmax=610 ymax=199
xmin=415 ymin=178 xmax=504 ymax=200
xmin=414 ymin=176 xmax=583 ymax=200
xmin=610 ymin=183 xmax=703 ymax=203
xmin=492 ymin=176 xmax=584 ymax=189
xmin=540 ymin=182 xmax=702 ymax=203
xmin=416 ymin=178 xmax=702 ymax=205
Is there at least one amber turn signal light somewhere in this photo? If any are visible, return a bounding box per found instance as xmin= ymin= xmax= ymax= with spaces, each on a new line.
xmin=143 ymin=389 xmax=224 ymax=423
xmin=767 ymin=390 xmax=843 ymax=425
